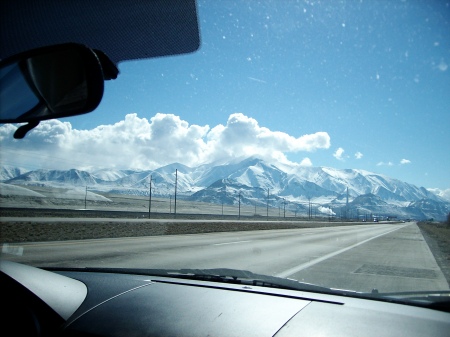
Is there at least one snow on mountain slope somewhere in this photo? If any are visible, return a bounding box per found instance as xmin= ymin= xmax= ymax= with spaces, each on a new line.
xmin=0 ymin=165 xmax=29 ymax=181
xmin=47 ymin=189 xmax=111 ymax=201
xmin=6 ymin=169 xmax=98 ymax=187
xmin=154 ymin=165 xmax=199 ymax=193
xmin=154 ymin=162 xmax=193 ymax=175
xmin=189 ymin=178 xmax=272 ymax=206
xmin=280 ymin=176 xmax=337 ymax=200
xmin=1 ymin=159 xmax=442 ymax=202
xmin=114 ymin=170 xmax=153 ymax=187
xmin=196 ymin=157 xmax=269 ymax=187
xmin=427 ymin=188 xmax=450 ymax=202
xmin=228 ymin=159 xmax=286 ymax=191
xmin=105 ymin=167 xmax=201 ymax=196
xmin=0 ymin=183 xmax=110 ymax=202
xmin=407 ymin=199 xmax=449 ymax=220
xmin=347 ymin=193 xmax=411 ymax=219
xmin=0 ymin=183 xmax=46 ymax=197
xmin=92 ymin=168 xmax=134 ymax=181
xmin=1 ymin=157 xmax=448 ymax=220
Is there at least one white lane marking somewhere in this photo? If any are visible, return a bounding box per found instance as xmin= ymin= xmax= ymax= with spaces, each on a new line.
xmin=213 ymin=240 xmax=251 ymax=246
xmin=276 ymin=225 xmax=408 ymax=278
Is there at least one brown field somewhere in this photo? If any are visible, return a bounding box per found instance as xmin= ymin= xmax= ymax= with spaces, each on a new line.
xmin=417 ymin=221 xmax=450 ymax=286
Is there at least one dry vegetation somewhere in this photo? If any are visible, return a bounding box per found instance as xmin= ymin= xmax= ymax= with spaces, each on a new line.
xmin=417 ymin=221 xmax=450 ymax=285
xmin=0 ymin=217 xmax=362 ymax=243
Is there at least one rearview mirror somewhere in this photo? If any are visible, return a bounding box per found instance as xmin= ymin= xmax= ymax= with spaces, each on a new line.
xmin=0 ymin=44 xmax=109 ymax=137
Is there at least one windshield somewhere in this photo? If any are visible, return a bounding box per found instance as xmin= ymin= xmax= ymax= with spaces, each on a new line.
xmin=1 ymin=0 xmax=449 ymax=305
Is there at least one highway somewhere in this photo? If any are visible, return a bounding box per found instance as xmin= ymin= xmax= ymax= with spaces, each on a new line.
xmin=2 ymin=223 xmax=448 ymax=293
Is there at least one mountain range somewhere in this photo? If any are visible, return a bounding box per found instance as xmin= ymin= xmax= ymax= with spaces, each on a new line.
xmin=1 ymin=157 xmax=449 ymax=221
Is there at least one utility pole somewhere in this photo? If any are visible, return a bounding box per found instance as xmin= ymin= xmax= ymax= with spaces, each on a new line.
xmin=308 ymin=197 xmax=311 ymax=220
xmin=254 ymin=202 xmax=256 ymax=216
xmin=222 ymin=185 xmax=226 ymax=217
xmin=84 ymin=186 xmax=87 ymax=209
xmin=266 ymin=188 xmax=270 ymax=219
xmin=346 ymin=186 xmax=349 ymax=220
xmin=169 ymin=195 xmax=172 ymax=214
xmin=149 ymin=176 xmax=153 ymax=218
xmin=174 ymin=169 xmax=178 ymax=218
xmin=238 ymin=191 xmax=241 ymax=220
xmin=283 ymin=198 xmax=286 ymax=218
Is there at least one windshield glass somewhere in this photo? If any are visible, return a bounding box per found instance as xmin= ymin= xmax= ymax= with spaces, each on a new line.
xmin=1 ymin=0 xmax=449 ymax=304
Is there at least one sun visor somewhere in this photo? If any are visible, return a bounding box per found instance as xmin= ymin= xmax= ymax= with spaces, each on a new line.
xmin=0 ymin=0 xmax=200 ymax=64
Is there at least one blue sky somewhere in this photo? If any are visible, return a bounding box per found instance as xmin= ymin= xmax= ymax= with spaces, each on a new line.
xmin=1 ymin=1 xmax=449 ymax=192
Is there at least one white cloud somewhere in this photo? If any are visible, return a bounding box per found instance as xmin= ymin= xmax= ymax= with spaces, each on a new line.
xmin=376 ymin=159 xmax=410 ymax=166
xmin=427 ymin=188 xmax=450 ymax=202
xmin=376 ymin=161 xmax=394 ymax=166
xmin=333 ymin=147 xmax=345 ymax=161
xmin=202 ymin=113 xmax=330 ymax=164
xmin=355 ymin=151 xmax=363 ymax=159
xmin=299 ymin=158 xmax=313 ymax=167
xmin=0 ymin=113 xmax=331 ymax=170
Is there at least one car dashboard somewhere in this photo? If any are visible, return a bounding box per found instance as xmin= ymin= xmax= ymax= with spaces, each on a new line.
xmin=2 ymin=261 xmax=449 ymax=337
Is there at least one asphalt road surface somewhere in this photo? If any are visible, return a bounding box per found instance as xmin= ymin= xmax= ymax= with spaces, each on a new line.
xmin=3 ymin=223 xmax=447 ymax=293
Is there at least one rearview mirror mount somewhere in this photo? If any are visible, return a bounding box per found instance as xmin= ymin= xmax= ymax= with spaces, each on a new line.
xmin=0 ymin=43 xmax=114 ymax=138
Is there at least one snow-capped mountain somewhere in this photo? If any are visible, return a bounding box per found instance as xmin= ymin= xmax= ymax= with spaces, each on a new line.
xmin=92 ymin=168 xmax=135 ymax=181
xmin=190 ymin=178 xmax=272 ymax=206
xmin=6 ymin=169 xmax=99 ymax=187
xmin=2 ymin=157 xmax=449 ymax=220
xmin=0 ymin=165 xmax=29 ymax=181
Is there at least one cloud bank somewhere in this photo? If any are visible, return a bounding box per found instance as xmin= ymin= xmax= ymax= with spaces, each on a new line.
xmin=0 ymin=113 xmax=331 ymax=170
